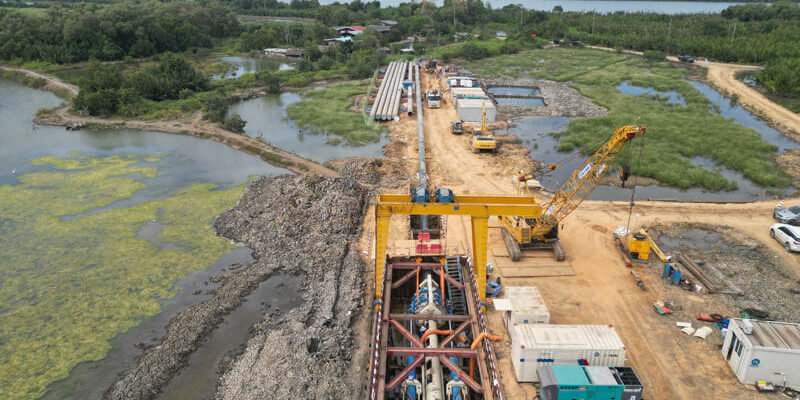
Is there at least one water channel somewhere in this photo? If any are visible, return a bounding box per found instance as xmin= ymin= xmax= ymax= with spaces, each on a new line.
xmin=229 ymin=93 xmax=388 ymax=162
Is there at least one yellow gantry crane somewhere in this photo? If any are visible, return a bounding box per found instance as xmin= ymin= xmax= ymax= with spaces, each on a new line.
xmin=501 ymin=125 xmax=646 ymax=261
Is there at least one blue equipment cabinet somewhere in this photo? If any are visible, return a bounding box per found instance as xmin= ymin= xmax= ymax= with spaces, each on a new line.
xmin=538 ymin=365 xmax=627 ymax=400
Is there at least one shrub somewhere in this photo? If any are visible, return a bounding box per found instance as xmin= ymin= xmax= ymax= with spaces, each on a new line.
xmin=202 ymin=91 xmax=228 ymax=122
xmin=318 ymin=56 xmax=334 ymax=70
xmin=461 ymin=43 xmax=489 ymax=60
xmin=643 ymin=50 xmax=665 ymax=62
xmin=223 ymin=114 xmax=247 ymax=133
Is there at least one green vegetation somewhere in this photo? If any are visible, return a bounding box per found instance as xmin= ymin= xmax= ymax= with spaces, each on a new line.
xmin=0 ymin=154 xmax=246 ymax=400
xmin=468 ymin=48 xmax=790 ymax=190
xmin=0 ymin=2 xmax=240 ymax=63
xmin=286 ymin=81 xmax=379 ymax=146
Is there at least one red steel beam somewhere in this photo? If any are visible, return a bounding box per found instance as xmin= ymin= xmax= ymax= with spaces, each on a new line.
xmin=385 ymin=356 xmax=424 ymax=390
xmin=391 ymin=262 xmax=447 ymax=270
xmin=391 ymin=269 xmax=417 ymax=289
xmin=387 ymin=319 xmax=423 ymax=348
xmin=387 ymin=347 xmax=477 ymax=358
xmin=389 ymin=314 xmax=469 ymax=322
xmin=439 ymin=320 xmax=472 ymax=348
xmin=439 ymin=356 xmax=484 ymax=394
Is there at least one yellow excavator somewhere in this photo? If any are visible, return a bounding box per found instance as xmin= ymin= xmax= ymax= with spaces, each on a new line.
xmin=471 ymin=103 xmax=497 ymax=153
xmin=500 ymin=125 xmax=646 ymax=261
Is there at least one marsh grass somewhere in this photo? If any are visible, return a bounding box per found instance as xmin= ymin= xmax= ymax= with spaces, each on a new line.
xmin=468 ymin=48 xmax=790 ymax=190
xmin=285 ymin=80 xmax=380 ymax=146
xmin=0 ymin=154 xmax=245 ymax=400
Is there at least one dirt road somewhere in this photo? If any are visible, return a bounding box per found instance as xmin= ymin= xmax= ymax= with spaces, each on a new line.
xmin=703 ymin=60 xmax=800 ymax=139
xmin=0 ymin=66 xmax=79 ymax=97
xmin=370 ymin=67 xmax=800 ymax=400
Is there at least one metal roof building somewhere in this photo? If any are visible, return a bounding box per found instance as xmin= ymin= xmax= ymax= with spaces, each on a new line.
xmin=721 ymin=318 xmax=800 ymax=389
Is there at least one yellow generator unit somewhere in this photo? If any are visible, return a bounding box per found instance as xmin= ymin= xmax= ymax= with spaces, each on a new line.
xmin=627 ymin=233 xmax=650 ymax=262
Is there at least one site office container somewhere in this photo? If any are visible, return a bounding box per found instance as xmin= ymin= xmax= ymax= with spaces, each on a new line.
xmin=456 ymin=99 xmax=496 ymax=123
xmin=510 ymin=324 xmax=627 ymax=382
xmin=721 ymin=318 xmax=800 ymax=389
xmin=495 ymin=286 xmax=550 ymax=331
xmin=451 ymin=87 xmax=489 ymax=109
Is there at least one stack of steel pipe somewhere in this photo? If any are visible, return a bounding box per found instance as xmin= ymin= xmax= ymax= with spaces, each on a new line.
xmin=370 ymin=61 xmax=408 ymax=121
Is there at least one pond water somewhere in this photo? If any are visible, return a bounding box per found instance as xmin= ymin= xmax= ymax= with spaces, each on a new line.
xmin=617 ymin=81 xmax=686 ymax=106
xmin=689 ymin=81 xmax=800 ymax=152
xmin=329 ymin=0 xmax=745 ymax=14
xmin=495 ymin=97 xmax=546 ymax=107
xmin=488 ymin=86 xmax=541 ymax=96
xmin=511 ymin=116 xmax=792 ymax=202
xmin=157 ymin=272 xmax=303 ymax=400
xmin=212 ymin=56 xmax=294 ymax=80
xmin=0 ymin=77 xmax=288 ymax=399
xmin=229 ymin=93 xmax=388 ymax=162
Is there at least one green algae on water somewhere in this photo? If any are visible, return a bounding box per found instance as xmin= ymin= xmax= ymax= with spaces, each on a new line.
xmin=0 ymin=154 xmax=245 ymax=400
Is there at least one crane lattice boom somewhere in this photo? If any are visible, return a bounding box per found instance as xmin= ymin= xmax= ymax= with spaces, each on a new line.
xmin=531 ymin=125 xmax=646 ymax=236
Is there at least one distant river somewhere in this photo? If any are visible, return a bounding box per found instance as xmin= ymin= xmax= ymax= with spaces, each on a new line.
xmin=319 ymin=0 xmax=747 ymax=14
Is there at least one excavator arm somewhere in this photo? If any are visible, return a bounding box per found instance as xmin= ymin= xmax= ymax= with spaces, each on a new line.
xmin=530 ymin=125 xmax=645 ymax=236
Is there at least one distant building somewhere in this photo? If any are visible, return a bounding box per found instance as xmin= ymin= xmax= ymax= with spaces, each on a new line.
xmin=496 ymin=31 xmax=507 ymax=40
xmin=324 ymin=37 xmax=353 ymax=46
xmin=378 ymin=47 xmax=391 ymax=55
xmin=336 ymin=26 xmax=364 ymax=37
xmin=380 ymin=20 xmax=399 ymax=27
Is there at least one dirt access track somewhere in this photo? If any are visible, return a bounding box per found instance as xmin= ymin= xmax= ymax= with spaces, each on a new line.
xmin=365 ymin=66 xmax=800 ymax=400
xmin=586 ymin=46 xmax=800 ymax=139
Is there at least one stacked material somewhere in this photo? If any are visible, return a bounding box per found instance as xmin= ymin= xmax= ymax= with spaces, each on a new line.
xmin=370 ymin=61 xmax=410 ymax=121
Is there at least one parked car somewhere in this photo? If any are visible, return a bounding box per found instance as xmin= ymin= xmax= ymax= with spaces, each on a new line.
xmin=571 ymin=40 xmax=584 ymax=46
xmin=773 ymin=203 xmax=800 ymax=225
xmin=770 ymin=223 xmax=800 ymax=252
xmin=678 ymin=55 xmax=695 ymax=63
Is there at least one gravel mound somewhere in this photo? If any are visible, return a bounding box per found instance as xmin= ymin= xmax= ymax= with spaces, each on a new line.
xmin=213 ymin=174 xmax=368 ymax=400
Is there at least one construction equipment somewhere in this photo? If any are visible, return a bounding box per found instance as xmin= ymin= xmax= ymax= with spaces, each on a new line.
xmin=471 ymin=103 xmax=497 ymax=153
xmin=450 ymin=121 xmax=464 ymax=135
xmin=426 ymin=89 xmax=442 ymax=108
xmin=627 ymin=232 xmax=650 ymax=262
xmin=501 ymin=125 xmax=646 ymax=262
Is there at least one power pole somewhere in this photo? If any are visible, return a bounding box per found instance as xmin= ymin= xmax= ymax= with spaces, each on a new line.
xmin=667 ymin=16 xmax=672 ymax=39
xmin=592 ymin=14 xmax=596 ymax=35
xmin=730 ymin=20 xmax=737 ymax=47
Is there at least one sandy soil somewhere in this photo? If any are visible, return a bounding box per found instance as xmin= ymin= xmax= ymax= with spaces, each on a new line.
xmin=367 ymin=66 xmax=800 ymax=400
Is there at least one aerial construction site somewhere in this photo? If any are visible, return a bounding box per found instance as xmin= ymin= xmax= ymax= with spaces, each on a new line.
xmin=346 ymin=59 xmax=800 ymax=400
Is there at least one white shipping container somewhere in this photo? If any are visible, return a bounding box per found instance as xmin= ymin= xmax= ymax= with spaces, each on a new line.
xmin=495 ymin=286 xmax=550 ymax=329
xmin=457 ymin=99 xmax=496 ymax=123
xmin=721 ymin=319 xmax=800 ymax=389
xmin=510 ymin=324 xmax=627 ymax=382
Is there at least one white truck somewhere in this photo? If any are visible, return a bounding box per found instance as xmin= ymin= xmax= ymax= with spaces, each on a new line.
xmin=425 ymin=89 xmax=441 ymax=109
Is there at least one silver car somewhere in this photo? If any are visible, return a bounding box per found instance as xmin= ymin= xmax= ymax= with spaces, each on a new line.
xmin=773 ymin=203 xmax=800 ymax=225
xmin=770 ymin=223 xmax=800 ymax=252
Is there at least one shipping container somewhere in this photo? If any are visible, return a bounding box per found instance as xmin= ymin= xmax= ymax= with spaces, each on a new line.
xmin=721 ymin=319 xmax=800 ymax=389
xmin=493 ymin=286 xmax=550 ymax=331
xmin=456 ymin=99 xmax=496 ymax=123
xmin=510 ymin=324 xmax=626 ymax=382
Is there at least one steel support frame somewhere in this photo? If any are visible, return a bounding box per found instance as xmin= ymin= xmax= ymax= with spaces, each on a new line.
xmin=372 ymin=258 xmax=494 ymax=400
